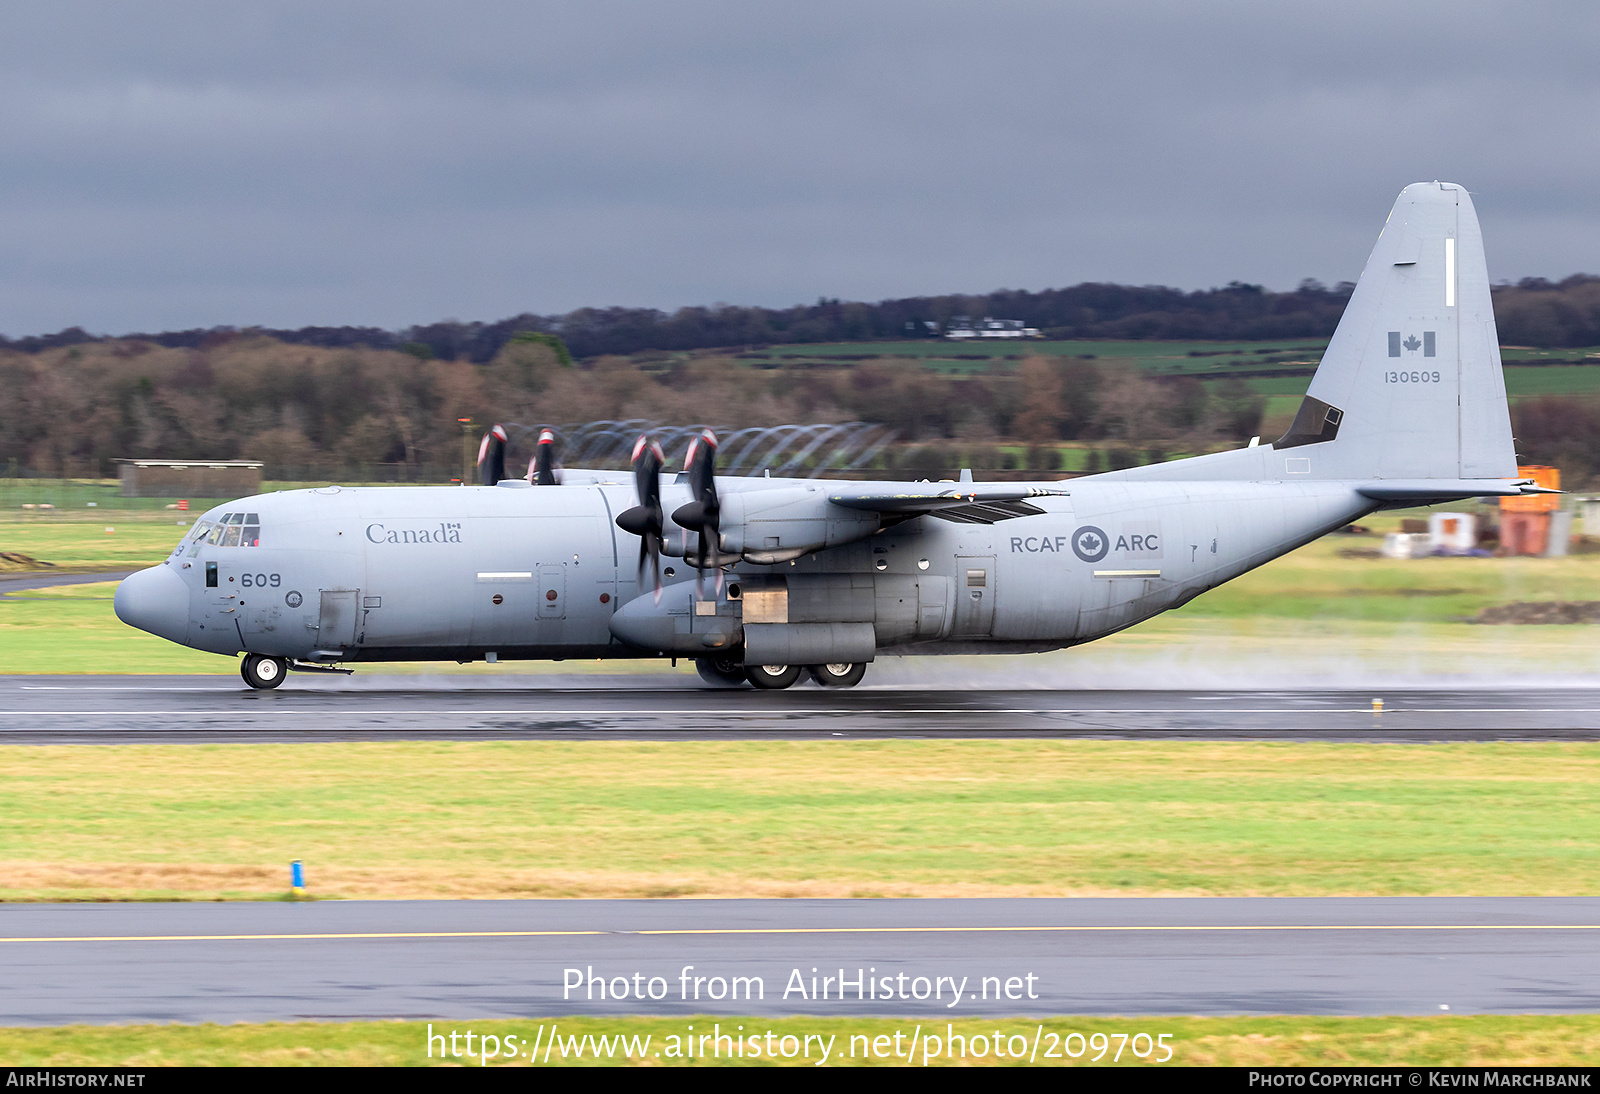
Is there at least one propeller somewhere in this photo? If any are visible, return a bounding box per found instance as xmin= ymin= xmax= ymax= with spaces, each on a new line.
xmin=615 ymin=435 xmax=666 ymax=602
xmin=672 ymin=429 xmax=722 ymax=595
xmin=476 ymin=424 xmax=508 ymax=485
xmin=527 ymin=428 xmax=560 ymax=485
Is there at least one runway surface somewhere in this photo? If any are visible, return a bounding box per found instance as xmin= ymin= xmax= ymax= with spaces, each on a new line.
xmin=3 ymin=897 xmax=1596 ymax=1023
xmin=3 ymin=675 xmax=1600 ymax=742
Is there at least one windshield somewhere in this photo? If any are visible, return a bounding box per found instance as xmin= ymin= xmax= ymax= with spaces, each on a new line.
xmin=184 ymin=512 xmax=261 ymax=555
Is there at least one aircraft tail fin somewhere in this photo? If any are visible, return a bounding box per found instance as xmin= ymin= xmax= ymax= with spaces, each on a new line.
xmin=1099 ymin=182 xmax=1517 ymax=486
xmin=1277 ymin=181 xmax=1515 ymax=480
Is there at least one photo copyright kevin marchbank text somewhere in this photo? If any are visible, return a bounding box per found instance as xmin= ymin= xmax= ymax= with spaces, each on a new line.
xmin=564 ymin=965 xmax=1039 ymax=1006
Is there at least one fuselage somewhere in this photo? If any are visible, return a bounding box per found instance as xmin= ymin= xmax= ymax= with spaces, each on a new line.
xmin=114 ymin=475 xmax=1378 ymax=665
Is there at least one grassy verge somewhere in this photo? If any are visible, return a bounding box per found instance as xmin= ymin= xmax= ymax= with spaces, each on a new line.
xmin=0 ymin=522 xmax=188 ymax=572
xmin=1 ymin=740 xmax=1595 ymax=901
xmin=1 ymin=1015 xmax=1596 ymax=1066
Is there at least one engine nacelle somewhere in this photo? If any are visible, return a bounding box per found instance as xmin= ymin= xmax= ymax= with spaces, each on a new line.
xmin=715 ymin=486 xmax=881 ymax=564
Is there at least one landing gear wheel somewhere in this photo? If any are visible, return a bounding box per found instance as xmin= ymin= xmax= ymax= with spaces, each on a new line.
xmin=241 ymin=654 xmax=288 ymax=690
xmin=808 ymin=662 xmax=867 ymax=688
xmin=695 ymin=657 xmax=749 ymax=687
xmin=745 ymin=664 xmax=803 ymax=690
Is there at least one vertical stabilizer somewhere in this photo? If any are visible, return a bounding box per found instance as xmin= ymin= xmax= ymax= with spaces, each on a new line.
xmin=1277 ymin=181 xmax=1516 ymax=480
xmin=1097 ymin=182 xmax=1518 ymax=486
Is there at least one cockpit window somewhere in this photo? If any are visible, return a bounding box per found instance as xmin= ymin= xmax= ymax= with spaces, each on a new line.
xmin=189 ymin=513 xmax=261 ymax=551
xmin=184 ymin=521 xmax=215 ymax=557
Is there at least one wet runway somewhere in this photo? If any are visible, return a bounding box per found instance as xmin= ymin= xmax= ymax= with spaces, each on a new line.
xmin=4 ymin=897 xmax=1596 ymax=1023
xmin=2 ymin=675 xmax=1600 ymax=743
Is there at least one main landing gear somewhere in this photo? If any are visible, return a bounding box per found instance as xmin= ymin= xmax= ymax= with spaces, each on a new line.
xmin=745 ymin=664 xmax=804 ymax=690
xmin=808 ymin=662 xmax=868 ymax=688
xmin=241 ymin=654 xmax=288 ymax=690
xmin=697 ymin=658 xmax=867 ymax=690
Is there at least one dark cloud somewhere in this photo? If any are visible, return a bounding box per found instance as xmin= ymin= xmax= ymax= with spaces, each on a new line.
xmin=1 ymin=1 xmax=1596 ymax=334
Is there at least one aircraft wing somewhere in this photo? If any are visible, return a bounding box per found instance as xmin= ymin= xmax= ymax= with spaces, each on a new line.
xmin=827 ymin=484 xmax=1068 ymax=524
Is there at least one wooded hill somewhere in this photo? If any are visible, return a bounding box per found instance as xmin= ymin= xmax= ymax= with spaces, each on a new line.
xmin=6 ymin=275 xmax=1599 ymax=364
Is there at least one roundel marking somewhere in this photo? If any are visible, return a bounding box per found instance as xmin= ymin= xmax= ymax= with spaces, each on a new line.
xmin=1071 ymin=525 xmax=1109 ymax=563
xmin=285 ymin=590 xmax=303 ymax=608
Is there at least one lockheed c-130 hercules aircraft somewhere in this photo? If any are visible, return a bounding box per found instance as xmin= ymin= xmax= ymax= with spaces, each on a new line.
xmin=116 ymin=182 xmax=1551 ymax=690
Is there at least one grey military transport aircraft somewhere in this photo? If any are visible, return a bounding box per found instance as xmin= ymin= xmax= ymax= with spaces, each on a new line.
xmin=116 ymin=182 xmax=1549 ymax=690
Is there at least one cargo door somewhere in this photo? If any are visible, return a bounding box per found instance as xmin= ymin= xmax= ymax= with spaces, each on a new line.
xmin=951 ymin=555 xmax=995 ymax=636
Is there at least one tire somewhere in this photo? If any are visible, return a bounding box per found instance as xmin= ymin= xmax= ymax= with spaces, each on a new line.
xmin=695 ymin=657 xmax=749 ymax=687
xmin=241 ymin=654 xmax=288 ymax=690
xmin=808 ymin=662 xmax=867 ymax=688
xmin=745 ymin=664 xmax=803 ymax=690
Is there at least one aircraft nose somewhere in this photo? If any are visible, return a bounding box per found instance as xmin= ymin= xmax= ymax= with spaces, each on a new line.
xmin=114 ymin=565 xmax=191 ymax=645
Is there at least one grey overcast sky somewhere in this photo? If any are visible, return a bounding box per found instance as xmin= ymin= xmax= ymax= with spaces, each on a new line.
xmin=1 ymin=1 xmax=1596 ymax=335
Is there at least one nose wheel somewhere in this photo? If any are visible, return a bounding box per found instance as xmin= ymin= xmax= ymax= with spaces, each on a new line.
xmin=696 ymin=657 xmax=749 ymax=687
xmin=241 ymin=654 xmax=288 ymax=690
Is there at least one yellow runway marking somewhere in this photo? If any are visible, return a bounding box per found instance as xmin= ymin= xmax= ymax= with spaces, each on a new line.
xmin=4 ymin=923 xmax=1598 ymax=944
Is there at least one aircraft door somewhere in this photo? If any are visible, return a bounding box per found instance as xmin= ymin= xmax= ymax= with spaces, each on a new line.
xmin=539 ymin=565 xmax=565 ymax=619
xmin=317 ymin=589 xmax=360 ymax=650
xmin=951 ymin=555 xmax=996 ymax=636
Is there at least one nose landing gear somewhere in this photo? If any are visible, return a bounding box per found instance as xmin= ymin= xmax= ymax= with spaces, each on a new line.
xmin=241 ymin=654 xmax=288 ymax=690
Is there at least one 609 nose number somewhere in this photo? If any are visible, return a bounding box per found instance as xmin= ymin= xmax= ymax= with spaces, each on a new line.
xmin=239 ymin=573 xmax=282 ymax=588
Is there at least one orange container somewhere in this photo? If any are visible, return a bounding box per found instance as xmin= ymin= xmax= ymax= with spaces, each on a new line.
xmin=1500 ymin=465 xmax=1561 ymax=513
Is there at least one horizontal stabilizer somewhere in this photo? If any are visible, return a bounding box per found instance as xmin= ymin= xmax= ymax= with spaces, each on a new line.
xmin=1356 ymin=479 xmax=1546 ymax=502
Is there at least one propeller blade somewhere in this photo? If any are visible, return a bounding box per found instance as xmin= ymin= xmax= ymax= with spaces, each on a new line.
xmin=619 ymin=434 xmax=666 ymax=602
xmin=476 ymin=424 xmax=508 ymax=486
xmin=528 ymin=428 xmax=559 ymax=485
xmin=675 ymin=429 xmax=721 ymax=592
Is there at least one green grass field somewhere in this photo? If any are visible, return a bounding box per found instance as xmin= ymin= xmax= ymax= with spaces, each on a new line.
xmin=751 ymin=338 xmax=1329 ymax=367
xmin=0 ymin=521 xmax=191 ymax=572
xmin=2 ymin=738 xmax=1595 ymax=901
xmin=2 ymin=1015 xmax=1595 ymax=1067
xmin=739 ymin=338 xmax=1600 ymax=402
